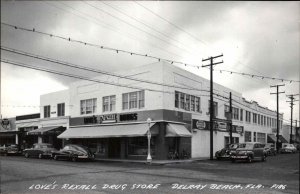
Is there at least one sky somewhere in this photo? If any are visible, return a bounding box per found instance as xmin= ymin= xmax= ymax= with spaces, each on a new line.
xmin=1 ymin=1 xmax=299 ymax=125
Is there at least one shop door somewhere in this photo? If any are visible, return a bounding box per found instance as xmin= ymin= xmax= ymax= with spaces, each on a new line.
xmin=108 ymin=138 xmax=121 ymax=158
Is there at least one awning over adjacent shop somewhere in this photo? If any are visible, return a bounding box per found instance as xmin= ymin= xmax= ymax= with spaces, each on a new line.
xmin=0 ymin=128 xmax=18 ymax=137
xmin=267 ymin=134 xmax=288 ymax=143
xmin=267 ymin=134 xmax=276 ymax=143
xmin=165 ymin=123 xmax=192 ymax=137
xmin=58 ymin=123 xmax=157 ymax=139
xmin=27 ymin=126 xmax=63 ymax=135
xmin=279 ymin=135 xmax=288 ymax=143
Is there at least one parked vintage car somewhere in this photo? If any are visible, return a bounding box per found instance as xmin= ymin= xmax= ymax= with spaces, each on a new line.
xmin=230 ymin=142 xmax=267 ymax=163
xmin=0 ymin=144 xmax=22 ymax=156
xmin=264 ymin=143 xmax=276 ymax=156
xmin=215 ymin=143 xmax=241 ymax=160
xmin=23 ymin=143 xmax=57 ymax=158
xmin=51 ymin=144 xmax=94 ymax=162
xmin=280 ymin=144 xmax=297 ymax=153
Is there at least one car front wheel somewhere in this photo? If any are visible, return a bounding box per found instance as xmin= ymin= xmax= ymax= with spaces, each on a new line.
xmin=261 ymin=155 xmax=266 ymax=162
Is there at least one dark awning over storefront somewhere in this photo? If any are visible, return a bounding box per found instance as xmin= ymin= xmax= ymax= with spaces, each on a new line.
xmin=58 ymin=123 xmax=157 ymax=139
xmin=279 ymin=135 xmax=288 ymax=143
xmin=267 ymin=134 xmax=288 ymax=143
xmin=165 ymin=123 xmax=192 ymax=137
xmin=0 ymin=129 xmax=18 ymax=137
xmin=27 ymin=126 xmax=63 ymax=135
xmin=267 ymin=134 xmax=276 ymax=143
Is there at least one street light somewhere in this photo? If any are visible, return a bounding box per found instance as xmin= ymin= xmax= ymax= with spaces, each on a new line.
xmin=146 ymin=118 xmax=152 ymax=164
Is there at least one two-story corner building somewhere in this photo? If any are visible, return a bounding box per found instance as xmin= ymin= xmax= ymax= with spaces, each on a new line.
xmin=38 ymin=61 xmax=284 ymax=160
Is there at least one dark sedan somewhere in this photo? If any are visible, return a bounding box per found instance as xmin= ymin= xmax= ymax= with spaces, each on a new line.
xmin=230 ymin=142 xmax=267 ymax=163
xmin=23 ymin=143 xmax=57 ymax=159
xmin=264 ymin=143 xmax=276 ymax=156
xmin=51 ymin=144 xmax=94 ymax=162
xmin=0 ymin=144 xmax=22 ymax=156
xmin=215 ymin=143 xmax=241 ymax=160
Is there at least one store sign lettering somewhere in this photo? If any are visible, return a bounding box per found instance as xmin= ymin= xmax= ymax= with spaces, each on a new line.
xmin=235 ymin=126 xmax=244 ymax=133
xmin=100 ymin=114 xmax=117 ymax=123
xmin=119 ymin=113 xmax=138 ymax=121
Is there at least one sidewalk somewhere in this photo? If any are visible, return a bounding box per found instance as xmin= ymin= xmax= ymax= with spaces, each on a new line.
xmin=94 ymin=157 xmax=210 ymax=165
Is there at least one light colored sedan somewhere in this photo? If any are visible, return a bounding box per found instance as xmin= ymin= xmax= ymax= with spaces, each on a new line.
xmin=280 ymin=144 xmax=297 ymax=153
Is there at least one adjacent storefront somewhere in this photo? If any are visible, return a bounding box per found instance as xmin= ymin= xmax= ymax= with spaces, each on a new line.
xmin=0 ymin=118 xmax=18 ymax=145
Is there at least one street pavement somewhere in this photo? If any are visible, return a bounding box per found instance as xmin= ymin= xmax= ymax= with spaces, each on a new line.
xmin=0 ymin=153 xmax=299 ymax=194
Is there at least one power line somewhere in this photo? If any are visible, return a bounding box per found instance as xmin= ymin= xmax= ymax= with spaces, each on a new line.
xmin=49 ymin=1 xmax=185 ymax=60
xmin=134 ymin=1 xmax=211 ymax=52
xmin=1 ymin=58 xmax=211 ymax=98
xmin=134 ymin=2 xmax=295 ymax=86
xmin=2 ymin=22 xmax=298 ymax=84
xmin=100 ymin=1 xmax=202 ymax=57
xmin=2 ymin=58 xmax=287 ymax=123
xmin=83 ymin=1 xmax=197 ymax=57
xmin=1 ymin=22 xmax=200 ymax=68
xmin=1 ymin=46 xmax=209 ymax=93
xmin=215 ymin=69 xmax=300 ymax=83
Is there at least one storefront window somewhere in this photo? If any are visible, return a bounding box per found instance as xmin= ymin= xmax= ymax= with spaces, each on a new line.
xmin=103 ymin=95 xmax=116 ymax=112
xmin=80 ymin=98 xmax=97 ymax=115
xmin=190 ymin=96 xmax=195 ymax=111
xmin=128 ymin=137 xmax=155 ymax=156
xmin=44 ymin=105 xmax=50 ymax=118
xmin=257 ymin=132 xmax=266 ymax=143
xmin=185 ymin=95 xmax=190 ymax=111
xmin=57 ymin=103 xmax=65 ymax=117
xmin=245 ymin=131 xmax=251 ymax=142
xmin=233 ymin=107 xmax=239 ymax=120
xmin=240 ymin=109 xmax=243 ymax=121
xmin=195 ymin=97 xmax=200 ymax=112
xmin=138 ymin=91 xmax=144 ymax=108
xmin=122 ymin=91 xmax=144 ymax=110
xmin=208 ymin=101 xmax=218 ymax=117
xmin=122 ymin=93 xmax=128 ymax=110
xmin=175 ymin=91 xmax=179 ymax=108
xmin=180 ymin=93 xmax=185 ymax=109
xmin=224 ymin=136 xmax=239 ymax=146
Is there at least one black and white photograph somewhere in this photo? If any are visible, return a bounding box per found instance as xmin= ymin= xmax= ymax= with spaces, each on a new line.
xmin=1 ymin=1 xmax=299 ymax=194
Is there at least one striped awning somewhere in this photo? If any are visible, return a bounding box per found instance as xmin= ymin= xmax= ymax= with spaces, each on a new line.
xmin=165 ymin=123 xmax=192 ymax=137
xmin=58 ymin=123 xmax=157 ymax=139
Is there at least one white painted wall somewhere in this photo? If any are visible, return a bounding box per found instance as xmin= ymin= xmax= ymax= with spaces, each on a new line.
xmin=40 ymin=90 xmax=70 ymax=118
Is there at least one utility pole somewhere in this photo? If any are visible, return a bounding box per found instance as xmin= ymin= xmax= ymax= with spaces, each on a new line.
xmin=286 ymin=94 xmax=299 ymax=143
xmin=202 ymin=54 xmax=223 ymax=160
xmin=229 ymin=92 xmax=233 ymax=144
xmin=295 ymin=120 xmax=298 ymax=143
xmin=270 ymin=84 xmax=285 ymax=153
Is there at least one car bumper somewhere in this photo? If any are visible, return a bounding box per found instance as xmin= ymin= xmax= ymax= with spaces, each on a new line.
xmin=77 ymin=155 xmax=89 ymax=159
xmin=231 ymin=156 xmax=248 ymax=159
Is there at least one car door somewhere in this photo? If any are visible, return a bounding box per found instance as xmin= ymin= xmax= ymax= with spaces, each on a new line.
xmin=253 ymin=143 xmax=262 ymax=158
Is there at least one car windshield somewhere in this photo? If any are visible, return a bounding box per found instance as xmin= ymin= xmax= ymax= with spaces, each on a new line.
xmin=229 ymin=144 xmax=239 ymax=149
xmin=70 ymin=145 xmax=88 ymax=153
xmin=238 ymin=143 xmax=254 ymax=149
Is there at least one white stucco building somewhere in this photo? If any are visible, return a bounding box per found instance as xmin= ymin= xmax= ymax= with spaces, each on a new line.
xmin=30 ymin=61 xmax=285 ymax=159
